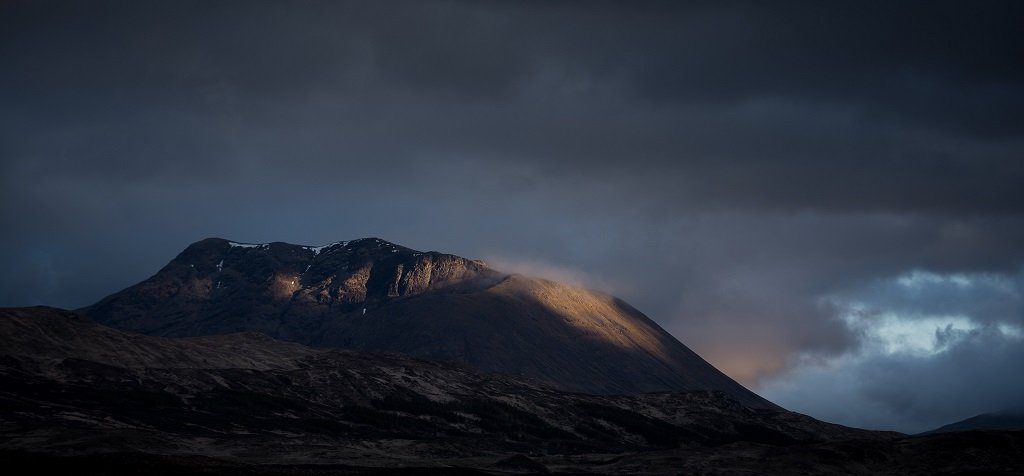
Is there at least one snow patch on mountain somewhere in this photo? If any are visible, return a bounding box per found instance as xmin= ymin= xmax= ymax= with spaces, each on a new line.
xmin=306 ymin=241 xmax=349 ymax=255
xmin=228 ymin=241 xmax=267 ymax=249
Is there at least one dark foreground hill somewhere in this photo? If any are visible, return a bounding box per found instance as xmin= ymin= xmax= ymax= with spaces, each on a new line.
xmin=83 ymin=237 xmax=770 ymax=407
xmin=3 ymin=307 xmax=1023 ymax=475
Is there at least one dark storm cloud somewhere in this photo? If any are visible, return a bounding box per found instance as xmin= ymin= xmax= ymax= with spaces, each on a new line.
xmin=2 ymin=0 xmax=1023 ymax=432
xmin=765 ymin=320 xmax=1024 ymax=433
xmin=764 ymin=268 xmax=1024 ymax=433
xmin=5 ymin=0 xmax=1023 ymax=213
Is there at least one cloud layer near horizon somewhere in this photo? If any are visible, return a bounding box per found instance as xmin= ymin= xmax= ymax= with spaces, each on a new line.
xmin=2 ymin=0 xmax=1022 ymax=432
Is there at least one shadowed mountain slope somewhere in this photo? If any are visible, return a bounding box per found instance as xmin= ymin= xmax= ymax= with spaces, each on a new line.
xmin=1 ymin=307 xmax=876 ymax=463
xmin=82 ymin=237 xmax=772 ymax=408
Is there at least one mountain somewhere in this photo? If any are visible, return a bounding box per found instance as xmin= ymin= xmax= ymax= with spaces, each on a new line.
xmin=924 ymin=411 xmax=1024 ymax=434
xmin=5 ymin=306 xmax=1023 ymax=475
xmin=82 ymin=237 xmax=771 ymax=408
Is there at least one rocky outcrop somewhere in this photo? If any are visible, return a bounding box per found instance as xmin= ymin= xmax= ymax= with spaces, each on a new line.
xmin=83 ymin=237 xmax=501 ymax=336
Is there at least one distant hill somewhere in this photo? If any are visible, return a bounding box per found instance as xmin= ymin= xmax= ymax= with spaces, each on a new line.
xmin=923 ymin=411 xmax=1024 ymax=434
xmin=82 ymin=237 xmax=774 ymax=408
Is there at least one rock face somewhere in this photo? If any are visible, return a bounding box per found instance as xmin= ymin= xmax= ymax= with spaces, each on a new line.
xmin=83 ymin=238 xmax=501 ymax=338
xmin=83 ymin=237 xmax=771 ymax=408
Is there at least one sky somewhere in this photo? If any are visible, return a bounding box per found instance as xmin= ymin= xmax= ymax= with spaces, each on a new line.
xmin=2 ymin=0 xmax=1023 ymax=433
